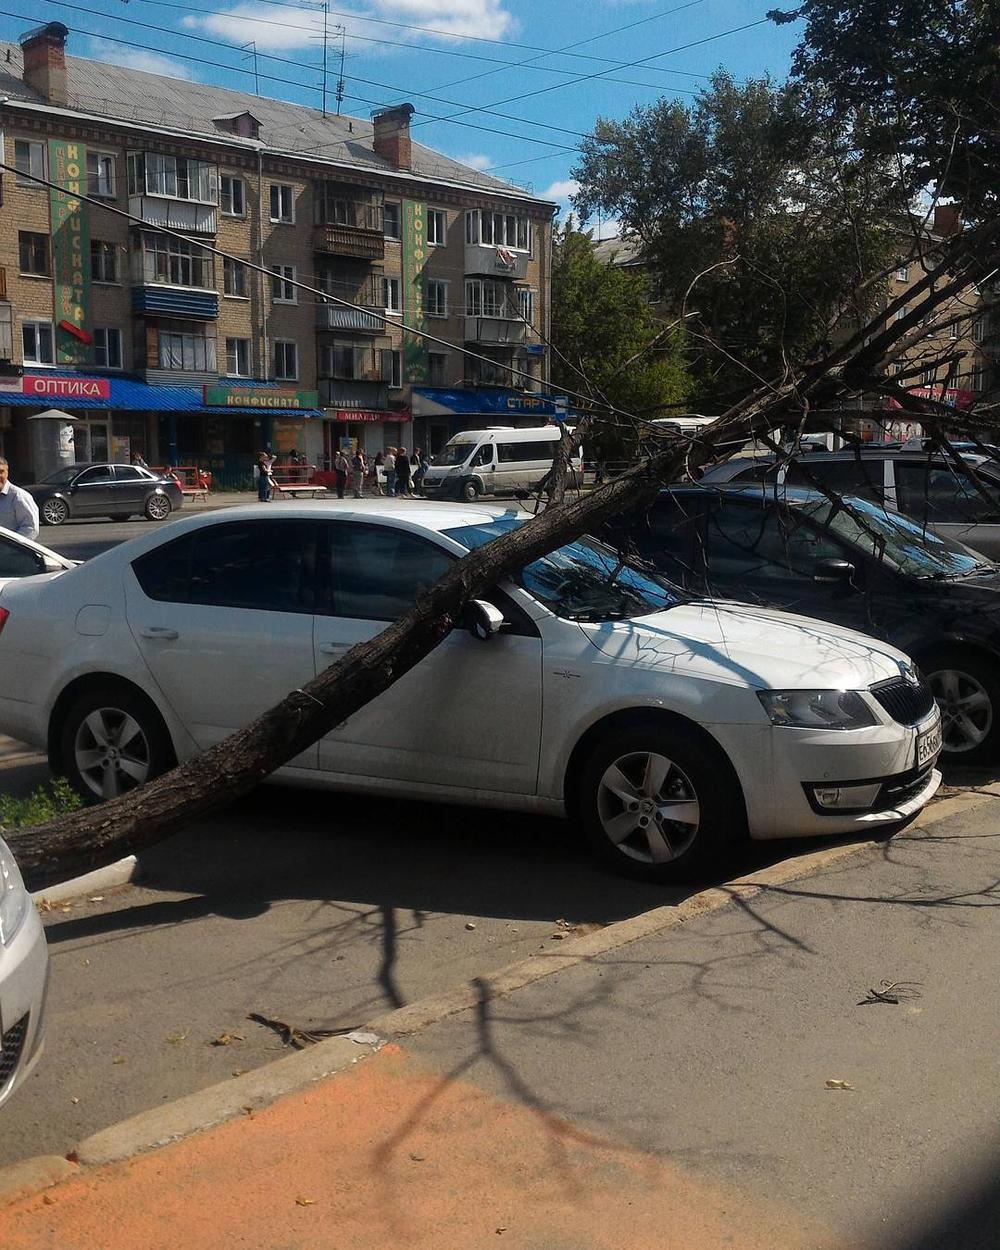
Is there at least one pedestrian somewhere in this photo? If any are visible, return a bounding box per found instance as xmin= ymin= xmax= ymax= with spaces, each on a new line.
xmin=334 ymin=448 xmax=350 ymax=499
xmin=256 ymin=451 xmax=274 ymax=502
xmin=371 ymin=450 xmax=385 ymax=495
xmin=411 ymin=446 xmax=429 ymax=495
xmin=352 ymin=447 xmax=366 ymax=498
xmin=132 ymin=451 xmax=148 ymax=470
xmin=395 ymin=445 xmax=412 ymax=497
xmin=0 ymin=458 xmax=39 ymax=540
xmin=384 ymin=446 xmax=397 ymax=497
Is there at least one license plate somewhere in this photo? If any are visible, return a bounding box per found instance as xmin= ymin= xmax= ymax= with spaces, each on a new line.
xmin=917 ymin=720 xmax=943 ymax=768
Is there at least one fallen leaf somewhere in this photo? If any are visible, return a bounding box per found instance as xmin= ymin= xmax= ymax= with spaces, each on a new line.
xmin=42 ymin=1195 xmax=55 ymax=1206
xmin=465 ymin=922 xmax=477 ymax=931
xmin=409 ymin=1152 xmax=426 ymax=1162
xmin=824 ymin=1079 xmax=854 ymax=1091
xmin=551 ymin=933 xmax=567 ymax=941
xmin=112 ymin=1056 xmax=125 ymax=1065
xmin=231 ymin=1069 xmax=247 ymax=1078
xmin=88 ymin=896 xmax=104 ymax=903
xmin=70 ymin=1097 xmax=80 ymax=1105
xmin=166 ymin=1032 xmax=188 ymax=1046
xmin=211 ymin=1032 xmax=245 ymax=1047
xmin=36 ymin=899 xmax=53 ymax=912
xmin=295 ymin=1197 xmax=315 ymax=1207
xmin=242 ymin=1105 xmax=255 ymax=1118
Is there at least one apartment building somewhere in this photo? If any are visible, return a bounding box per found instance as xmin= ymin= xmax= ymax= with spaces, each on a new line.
xmin=0 ymin=23 xmax=558 ymax=485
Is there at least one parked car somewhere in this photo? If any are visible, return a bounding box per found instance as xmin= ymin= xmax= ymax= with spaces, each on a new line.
xmin=0 ymin=835 xmax=48 ymax=1108
xmin=604 ymin=484 xmax=1000 ymax=763
xmin=0 ymin=528 xmax=75 ymax=588
xmin=0 ymin=501 xmax=940 ymax=880
xmin=28 ymin=464 xmax=183 ymax=526
xmin=701 ymin=446 xmax=1000 ymax=558
xmin=422 ymin=427 xmax=584 ymax=501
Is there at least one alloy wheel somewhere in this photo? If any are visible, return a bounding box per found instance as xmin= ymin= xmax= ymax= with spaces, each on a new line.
xmin=73 ymin=708 xmax=152 ymax=800
xmin=146 ymin=494 xmax=171 ymax=520
xmin=596 ymin=750 xmax=701 ymax=865
xmin=42 ymin=498 xmax=68 ymax=525
xmin=929 ymin=668 xmax=993 ymax=754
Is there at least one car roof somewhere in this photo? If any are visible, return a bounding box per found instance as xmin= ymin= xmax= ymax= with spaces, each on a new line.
xmin=158 ymin=498 xmax=527 ymax=535
xmin=663 ymin=483 xmax=853 ymax=508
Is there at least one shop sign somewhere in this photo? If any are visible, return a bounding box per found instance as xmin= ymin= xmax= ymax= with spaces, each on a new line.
xmin=202 ymin=386 xmax=319 ymax=409
xmin=48 ymin=141 xmax=90 ymax=367
xmin=4 ymin=375 xmax=111 ymax=400
xmin=334 ymin=409 xmax=386 ymax=423
xmin=401 ymin=201 xmax=429 ymax=384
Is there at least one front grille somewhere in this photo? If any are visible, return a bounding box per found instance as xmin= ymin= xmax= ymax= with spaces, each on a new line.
xmin=870 ymin=675 xmax=936 ymax=726
xmin=0 ymin=1013 xmax=28 ymax=1089
xmin=878 ymin=765 xmax=935 ymax=809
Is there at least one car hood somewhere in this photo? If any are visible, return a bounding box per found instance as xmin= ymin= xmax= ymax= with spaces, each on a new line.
xmin=580 ymin=599 xmax=911 ymax=690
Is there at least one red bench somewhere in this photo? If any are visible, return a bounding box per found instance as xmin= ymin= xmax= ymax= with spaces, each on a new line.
xmin=270 ymin=465 xmax=328 ymax=498
xmin=151 ymin=465 xmax=211 ymax=500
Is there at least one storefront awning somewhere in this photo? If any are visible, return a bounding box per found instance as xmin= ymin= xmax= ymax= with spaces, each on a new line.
xmin=411 ymin=386 xmax=571 ymax=419
xmin=0 ymin=373 xmax=324 ymax=418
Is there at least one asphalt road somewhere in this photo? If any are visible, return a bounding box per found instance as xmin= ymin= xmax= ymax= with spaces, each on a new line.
xmin=34 ymin=511 xmax=207 ymax=562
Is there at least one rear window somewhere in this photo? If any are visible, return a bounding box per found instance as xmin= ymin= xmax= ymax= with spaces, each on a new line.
xmin=786 ymin=458 xmax=885 ymax=503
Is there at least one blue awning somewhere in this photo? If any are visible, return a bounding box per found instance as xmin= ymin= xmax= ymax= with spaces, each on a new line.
xmin=411 ymin=386 xmax=571 ymax=418
xmin=4 ymin=373 xmax=323 ymax=418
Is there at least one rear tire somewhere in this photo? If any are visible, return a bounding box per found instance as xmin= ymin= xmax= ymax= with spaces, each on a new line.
xmin=573 ymin=722 xmax=743 ymax=881
xmin=41 ymin=497 xmax=69 ymax=526
xmin=58 ymin=684 xmax=174 ymax=803
xmin=144 ymin=493 xmax=172 ymax=521
xmin=923 ymin=649 xmax=1000 ymax=764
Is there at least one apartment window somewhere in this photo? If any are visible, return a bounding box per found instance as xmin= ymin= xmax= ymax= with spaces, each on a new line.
xmin=129 ymin=153 xmax=218 ymax=203
xmin=383 ymin=202 xmax=401 ymax=239
xmin=891 ymin=361 xmax=906 ymax=375
xmin=895 ymin=265 xmax=909 ymax=282
xmin=270 ymin=265 xmax=297 ymax=304
xmin=517 ymin=287 xmax=534 ymax=324
xmin=384 ymin=276 xmax=401 ymax=313
xmin=93 ymin=327 xmax=123 ymax=369
xmin=86 ymin=152 xmax=116 ymax=198
xmin=270 ymin=183 xmax=294 ymax=223
xmin=273 ymin=339 xmax=298 ymax=380
xmin=428 ymin=352 xmax=448 ymax=386
xmin=225 ymin=336 xmax=251 ymax=377
xmin=465 ymin=278 xmax=512 ymax=318
xmin=426 ymin=280 xmax=448 ymax=318
xmin=427 ymin=209 xmax=447 ymax=246
xmin=139 ymin=233 xmax=213 ymax=288
xmin=973 ymin=316 xmax=987 ymax=343
xmin=90 ymin=240 xmax=119 ymax=284
xmin=465 ymin=208 xmax=531 ymax=251
xmin=22 ymin=320 xmax=54 ymax=365
xmin=18 ymin=231 xmax=49 ymax=276
xmin=970 ymin=365 xmax=988 ymax=392
xmin=950 ymin=318 xmax=961 ymax=341
xmin=894 ymin=307 xmax=907 ymax=321
xmin=14 ymin=140 xmax=45 ymax=187
xmin=159 ymin=324 xmax=217 ymax=372
xmin=223 ymin=256 xmax=249 ymax=298
xmin=320 ymin=341 xmax=376 ymax=380
xmin=920 ymin=366 xmax=936 ymax=386
xmin=220 ymin=175 xmax=245 ymax=217
xmin=384 ymin=349 xmax=402 ymax=389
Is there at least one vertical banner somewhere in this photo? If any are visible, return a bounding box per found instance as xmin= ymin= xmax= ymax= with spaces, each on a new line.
xmin=49 ymin=140 xmax=90 ymax=365
xmin=401 ymin=200 xmax=429 ymax=383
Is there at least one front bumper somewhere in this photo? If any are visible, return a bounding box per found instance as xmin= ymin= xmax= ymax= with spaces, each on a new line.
xmin=0 ymin=905 xmax=48 ymax=1108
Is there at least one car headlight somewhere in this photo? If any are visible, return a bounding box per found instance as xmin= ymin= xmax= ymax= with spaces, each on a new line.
xmin=0 ymin=838 xmax=30 ymax=945
xmin=757 ymin=689 xmax=878 ymax=730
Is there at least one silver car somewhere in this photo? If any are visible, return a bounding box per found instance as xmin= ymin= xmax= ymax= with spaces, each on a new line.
xmin=0 ymin=837 xmax=48 ymax=1107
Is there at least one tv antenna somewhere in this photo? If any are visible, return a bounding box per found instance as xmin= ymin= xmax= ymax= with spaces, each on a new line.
xmin=241 ymin=40 xmax=259 ymax=94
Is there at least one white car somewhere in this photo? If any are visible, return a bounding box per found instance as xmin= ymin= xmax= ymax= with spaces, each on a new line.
xmin=0 ymin=527 xmax=75 ymax=589
xmin=0 ymin=502 xmax=942 ymax=879
xmin=0 ymin=836 xmax=48 ymax=1107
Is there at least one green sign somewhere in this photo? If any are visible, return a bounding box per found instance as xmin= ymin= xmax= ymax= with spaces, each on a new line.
xmin=401 ymin=200 xmax=429 ymax=383
xmin=48 ymin=140 xmax=90 ymax=366
xmin=202 ymin=385 xmax=319 ymax=410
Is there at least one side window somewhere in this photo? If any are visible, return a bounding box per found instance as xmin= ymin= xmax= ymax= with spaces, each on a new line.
xmin=895 ymin=463 xmax=1000 ymax=523
xmin=786 ymin=458 xmax=886 ymax=503
xmin=0 ymin=536 xmax=44 ymax=578
xmin=75 ymin=466 xmax=114 ymax=484
xmin=113 ymin=466 xmax=143 ymax=481
xmin=497 ymin=441 xmax=550 ymax=463
xmin=471 ymin=444 xmax=494 ymax=468
xmin=132 ymin=532 xmax=195 ymax=601
xmin=704 ymin=503 xmax=844 ymax=582
xmin=329 ymin=524 xmax=453 ymax=620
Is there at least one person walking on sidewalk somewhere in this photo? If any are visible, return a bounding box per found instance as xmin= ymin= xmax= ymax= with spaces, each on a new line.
xmin=384 ymin=447 xmax=397 ymax=497
xmin=334 ymin=449 xmax=350 ymax=499
xmin=0 ymin=458 xmax=39 ymax=539
xmin=395 ymin=446 xmax=412 ymax=497
xmin=352 ymin=448 xmax=366 ymax=498
xmin=371 ymin=450 xmax=385 ymax=495
xmin=256 ymin=451 xmax=274 ymax=503
xmin=411 ymin=447 xmax=429 ymax=495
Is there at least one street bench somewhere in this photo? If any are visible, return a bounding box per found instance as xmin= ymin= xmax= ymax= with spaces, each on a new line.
xmin=271 ymin=465 xmax=328 ymax=498
xmin=151 ymin=465 xmax=211 ymax=501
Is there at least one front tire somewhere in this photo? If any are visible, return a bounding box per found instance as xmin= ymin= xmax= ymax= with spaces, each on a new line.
xmin=144 ymin=492 xmax=172 ymax=521
xmin=573 ymin=722 xmax=742 ymax=881
xmin=924 ymin=649 xmax=1000 ymax=764
xmin=461 ymin=478 xmax=480 ymax=502
xmin=41 ymin=497 xmax=69 ymax=526
xmin=58 ymin=685 xmax=174 ymax=803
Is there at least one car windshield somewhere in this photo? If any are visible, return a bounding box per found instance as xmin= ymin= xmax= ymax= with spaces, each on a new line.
xmin=801 ymin=495 xmax=997 ymax=579
xmin=443 ymin=516 xmax=686 ymax=620
xmin=432 ymin=441 xmax=475 ymax=468
xmin=40 ymin=466 xmax=89 ymax=485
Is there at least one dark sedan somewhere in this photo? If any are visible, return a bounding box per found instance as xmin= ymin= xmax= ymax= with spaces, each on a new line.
xmin=605 ymin=484 xmax=1000 ymax=764
xmin=28 ymin=464 xmax=183 ymax=526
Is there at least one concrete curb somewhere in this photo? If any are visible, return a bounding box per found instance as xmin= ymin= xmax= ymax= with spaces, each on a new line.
xmin=2 ymin=786 xmax=995 ymax=1203
xmin=31 ymin=856 xmax=138 ymax=906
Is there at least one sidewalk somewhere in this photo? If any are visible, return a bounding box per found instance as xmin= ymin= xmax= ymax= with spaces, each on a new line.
xmin=2 ymin=792 xmax=998 ymax=1249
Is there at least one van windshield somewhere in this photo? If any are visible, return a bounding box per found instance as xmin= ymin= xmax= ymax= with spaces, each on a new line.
xmin=432 ymin=440 xmax=475 ymax=468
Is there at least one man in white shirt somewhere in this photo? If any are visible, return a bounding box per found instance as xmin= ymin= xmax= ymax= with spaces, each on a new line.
xmin=0 ymin=458 xmax=39 ymax=540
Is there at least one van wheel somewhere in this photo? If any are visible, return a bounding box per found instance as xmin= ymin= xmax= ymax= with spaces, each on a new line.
xmin=461 ymin=479 xmax=480 ymax=502
xmin=573 ymin=722 xmax=742 ymax=881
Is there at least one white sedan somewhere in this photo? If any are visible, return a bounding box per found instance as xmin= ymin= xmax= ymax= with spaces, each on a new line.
xmin=0 ymin=502 xmax=942 ymax=880
xmin=0 ymin=527 xmax=75 ymax=588
xmin=0 ymin=837 xmax=48 ymax=1107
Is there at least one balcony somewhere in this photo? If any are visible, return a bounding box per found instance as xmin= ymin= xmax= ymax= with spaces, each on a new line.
xmin=314 ymin=224 xmax=384 ymax=261
xmin=464 ymin=244 xmax=529 ymax=280
xmin=128 ymin=196 xmax=217 ymax=235
xmin=320 ymin=380 xmax=389 ymax=410
xmin=465 ymin=316 xmax=528 ymax=345
xmin=315 ymin=303 xmax=385 ymax=333
xmin=132 ymin=287 xmax=218 ymax=320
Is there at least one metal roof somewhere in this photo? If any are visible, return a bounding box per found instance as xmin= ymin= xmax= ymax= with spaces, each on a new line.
xmin=8 ymin=373 xmax=323 ymax=417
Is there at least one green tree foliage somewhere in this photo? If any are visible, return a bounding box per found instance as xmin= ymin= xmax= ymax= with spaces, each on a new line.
xmin=550 ymin=219 xmax=689 ymax=460
xmin=777 ymin=0 xmax=999 ymax=216
xmin=572 ymin=72 xmax=901 ymax=405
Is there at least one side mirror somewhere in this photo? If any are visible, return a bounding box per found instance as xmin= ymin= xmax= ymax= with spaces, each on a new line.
xmin=813 ymin=558 xmax=855 ymax=584
xmin=42 ymin=556 xmax=65 ymax=573
xmin=464 ymin=599 xmax=505 ymax=641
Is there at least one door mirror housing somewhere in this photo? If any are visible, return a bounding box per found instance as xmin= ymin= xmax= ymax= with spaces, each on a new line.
xmin=42 ymin=556 xmax=66 ymax=573
xmin=464 ymin=599 xmax=505 ymax=640
xmin=813 ymin=558 xmax=855 ymax=583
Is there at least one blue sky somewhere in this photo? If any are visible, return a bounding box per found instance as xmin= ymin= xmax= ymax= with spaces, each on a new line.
xmin=0 ymin=0 xmax=802 ymax=225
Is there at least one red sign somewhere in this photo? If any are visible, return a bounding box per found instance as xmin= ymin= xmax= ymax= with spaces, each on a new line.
xmin=888 ymin=386 xmax=976 ymax=411
xmin=334 ymin=409 xmax=411 ymax=424
xmin=21 ymin=375 xmax=110 ymax=400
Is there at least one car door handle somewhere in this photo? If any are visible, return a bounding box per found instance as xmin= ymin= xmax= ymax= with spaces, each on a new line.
xmin=318 ymin=641 xmax=347 ymax=654
xmin=139 ymin=626 xmax=179 ymax=640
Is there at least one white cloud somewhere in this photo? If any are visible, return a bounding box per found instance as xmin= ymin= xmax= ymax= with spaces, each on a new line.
xmin=455 ymin=152 xmax=493 ymax=171
xmin=87 ymin=40 xmax=195 ymax=80
xmin=542 ymin=178 xmax=581 ymax=202
xmin=184 ymin=0 xmax=514 ymax=53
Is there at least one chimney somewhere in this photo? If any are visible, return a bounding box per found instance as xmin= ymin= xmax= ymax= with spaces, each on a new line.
xmin=372 ymin=104 xmax=414 ymax=171
xmin=933 ymin=203 xmax=962 ymax=236
xmin=20 ymin=22 xmax=69 ymax=106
